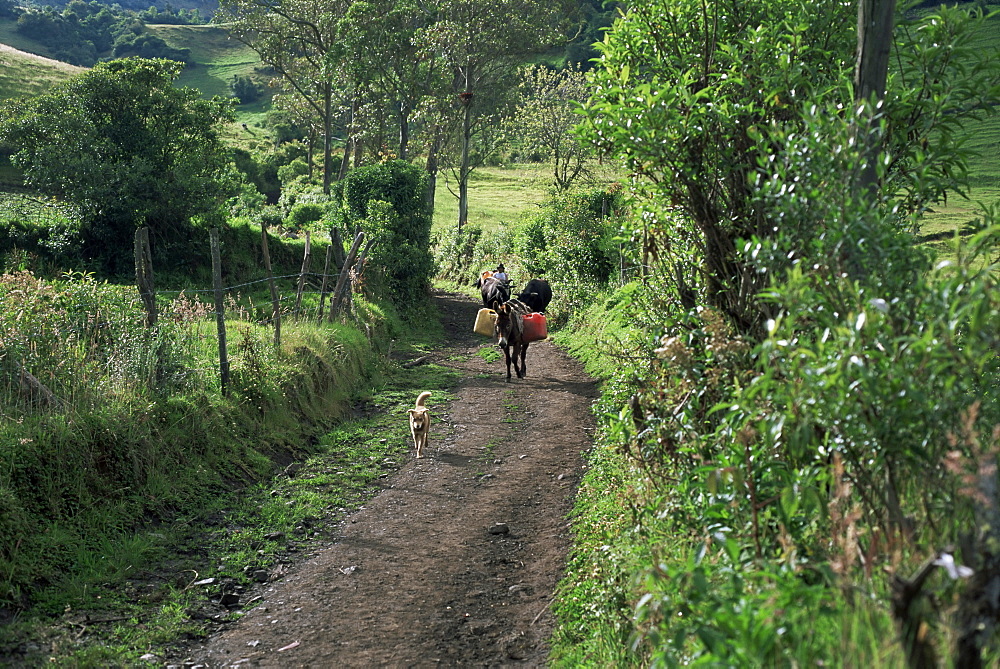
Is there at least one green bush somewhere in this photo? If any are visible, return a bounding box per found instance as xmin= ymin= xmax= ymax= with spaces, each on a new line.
xmin=432 ymin=223 xmax=484 ymax=283
xmin=285 ymin=202 xmax=326 ymax=231
xmin=337 ymin=160 xmax=434 ymax=307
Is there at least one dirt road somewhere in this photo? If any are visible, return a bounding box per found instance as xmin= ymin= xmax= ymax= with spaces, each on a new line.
xmin=169 ymin=289 xmax=598 ymax=667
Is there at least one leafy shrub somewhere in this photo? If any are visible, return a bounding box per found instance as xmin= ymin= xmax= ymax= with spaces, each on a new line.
xmin=432 ymin=223 xmax=484 ymax=283
xmin=285 ymin=202 xmax=326 ymax=232
xmin=277 ymin=159 xmax=311 ymax=188
xmin=337 ymin=160 xmax=433 ymax=308
xmin=231 ymin=75 xmax=263 ymax=104
xmin=253 ymin=205 xmax=284 ymax=231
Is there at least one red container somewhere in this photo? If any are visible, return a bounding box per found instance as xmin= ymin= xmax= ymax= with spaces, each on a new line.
xmin=521 ymin=313 xmax=548 ymax=342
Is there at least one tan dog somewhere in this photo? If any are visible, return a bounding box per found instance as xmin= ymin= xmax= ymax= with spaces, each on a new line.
xmin=408 ymin=391 xmax=431 ymax=458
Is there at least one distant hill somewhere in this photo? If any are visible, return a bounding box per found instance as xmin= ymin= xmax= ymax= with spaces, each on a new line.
xmin=21 ymin=0 xmax=218 ymax=17
xmin=0 ymin=17 xmax=263 ymax=102
xmin=0 ymin=41 xmax=83 ymax=100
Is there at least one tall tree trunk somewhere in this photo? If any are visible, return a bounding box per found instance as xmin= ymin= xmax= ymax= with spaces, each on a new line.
xmin=322 ymin=81 xmax=333 ymax=194
xmin=459 ymin=90 xmax=472 ymax=231
xmin=338 ymin=139 xmax=352 ymax=181
xmin=398 ymin=100 xmax=410 ymax=161
xmin=354 ymin=135 xmax=364 ymax=169
xmin=353 ymin=92 xmax=365 ymax=170
xmin=307 ymin=127 xmax=316 ymax=179
xmin=338 ymin=96 xmax=359 ymax=181
xmin=425 ymin=131 xmax=440 ymax=217
xmin=854 ymin=0 xmax=897 ymax=198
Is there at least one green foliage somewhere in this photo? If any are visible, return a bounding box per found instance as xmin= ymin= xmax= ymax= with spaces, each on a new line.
xmin=285 ymin=201 xmax=326 ymax=232
xmin=231 ymin=74 xmax=262 ymax=104
xmin=112 ymin=31 xmax=191 ymax=62
xmin=435 ymin=185 xmax=623 ymax=327
xmin=137 ymin=5 xmax=204 ymax=25
xmin=0 ymin=195 xmax=82 ymax=272
xmin=552 ymin=1 xmax=1000 ymax=665
xmin=0 ymin=58 xmax=236 ymax=276
xmin=513 ymin=64 xmax=591 ymax=190
xmin=232 ymin=142 xmax=307 ymax=206
xmin=433 ymin=222 xmax=484 ymax=283
xmin=0 ymin=270 xmax=395 ymax=608
xmin=512 ymin=187 xmax=621 ymax=314
xmin=580 ymin=0 xmax=858 ymax=336
xmin=580 ymin=0 xmax=1000 ymax=337
xmin=8 ymin=1 xmax=185 ymax=67
xmin=338 ymin=160 xmax=434 ymax=307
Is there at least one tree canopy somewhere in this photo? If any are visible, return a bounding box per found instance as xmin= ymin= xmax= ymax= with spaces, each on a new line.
xmin=0 ymin=57 xmax=236 ymax=273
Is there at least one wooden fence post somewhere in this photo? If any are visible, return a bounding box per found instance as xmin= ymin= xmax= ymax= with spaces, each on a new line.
xmin=294 ymin=230 xmax=311 ymax=315
xmin=329 ymin=231 xmax=365 ymax=320
xmin=261 ymin=224 xmax=281 ymax=348
xmin=331 ymin=227 xmax=346 ymax=270
xmin=134 ymin=226 xmax=157 ymax=328
xmin=340 ymin=237 xmax=375 ymax=314
xmin=317 ymin=244 xmax=334 ymax=322
xmin=210 ymin=229 xmax=230 ymax=396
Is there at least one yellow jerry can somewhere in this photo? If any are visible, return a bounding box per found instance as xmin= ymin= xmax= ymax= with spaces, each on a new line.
xmin=474 ymin=308 xmax=497 ymax=336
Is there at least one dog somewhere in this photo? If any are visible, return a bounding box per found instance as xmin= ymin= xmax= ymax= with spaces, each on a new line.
xmin=408 ymin=391 xmax=431 ymax=458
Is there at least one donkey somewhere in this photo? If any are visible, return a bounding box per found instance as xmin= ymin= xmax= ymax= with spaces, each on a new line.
xmin=493 ymin=299 xmax=532 ymax=381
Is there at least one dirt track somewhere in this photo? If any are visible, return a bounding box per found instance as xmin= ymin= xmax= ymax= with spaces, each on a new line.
xmin=168 ymin=289 xmax=598 ymax=667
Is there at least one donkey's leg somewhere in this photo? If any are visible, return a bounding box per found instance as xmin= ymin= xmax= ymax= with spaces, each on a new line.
xmin=510 ymin=342 xmax=522 ymax=378
xmin=518 ymin=341 xmax=529 ymax=378
xmin=502 ymin=344 xmax=513 ymax=382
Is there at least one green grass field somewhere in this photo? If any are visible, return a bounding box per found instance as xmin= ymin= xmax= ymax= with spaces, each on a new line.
xmin=148 ymin=23 xmax=262 ymax=99
xmin=432 ymin=164 xmax=552 ymax=235
xmin=918 ymin=111 xmax=1000 ymax=257
xmin=0 ymin=36 xmax=83 ymax=99
xmin=431 ymin=162 xmax=622 ymax=236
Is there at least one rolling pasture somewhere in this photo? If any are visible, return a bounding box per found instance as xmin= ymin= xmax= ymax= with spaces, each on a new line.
xmin=0 ymin=40 xmax=84 ymax=101
xmin=146 ymin=23 xmax=261 ymax=99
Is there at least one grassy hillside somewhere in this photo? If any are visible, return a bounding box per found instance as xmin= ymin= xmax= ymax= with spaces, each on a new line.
xmin=0 ymin=42 xmax=84 ymax=101
xmin=0 ymin=20 xmax=60 ymax=64
xmin=0 ymin=19 xmax=261 ymax=103
xmin=147 ymin=23 xmax=262 ymax=99
xmin=916 ymin=113 xmax=1000 ymax=258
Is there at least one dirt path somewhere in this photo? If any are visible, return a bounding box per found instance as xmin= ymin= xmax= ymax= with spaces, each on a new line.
xmin=170 ymin=289 xmax=598 ymax=667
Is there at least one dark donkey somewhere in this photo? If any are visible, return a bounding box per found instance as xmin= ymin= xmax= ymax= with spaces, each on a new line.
xmin=493 ymin=299 xmax=532 ymax=381
xmin=474 ymin=274 xmax=510 ymax=310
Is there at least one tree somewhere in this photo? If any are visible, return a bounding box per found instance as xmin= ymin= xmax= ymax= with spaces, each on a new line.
xmin=854 ymin=0 xmax=897 ymax=203
xmin=579 ymin=0 xmax=1000 ymax=336
xmin=339 ymin=0 xmax=441 ymax=162
xmin=0 ymin=58 xmax=235 ymax=273
xmin=337 ymin=160 xmax=434 ymax=305
xmin=217 ymin=0 xmax=350 ymax=193
xmin=515 ymin=64 xmax=591 ymax=190
xmin=231 ymin=74 xmax=263 ymax=104
xmin=419 ymin=0 xmax=571 ymax=229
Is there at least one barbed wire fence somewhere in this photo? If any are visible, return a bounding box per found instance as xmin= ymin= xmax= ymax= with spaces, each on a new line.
xmin=133 ymin=225 xmax=369 ymax=396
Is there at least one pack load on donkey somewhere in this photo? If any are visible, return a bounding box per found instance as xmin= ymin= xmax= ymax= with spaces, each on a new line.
xmin=520 ymin=312 xmax=547 ymax=342
xmin=473 ymin=306 xmax=546 ymax=341
xmin=473 ymin=276 xmax=549 ymax=343
xmin=474 ymin=307 xmax=497 ymax=336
